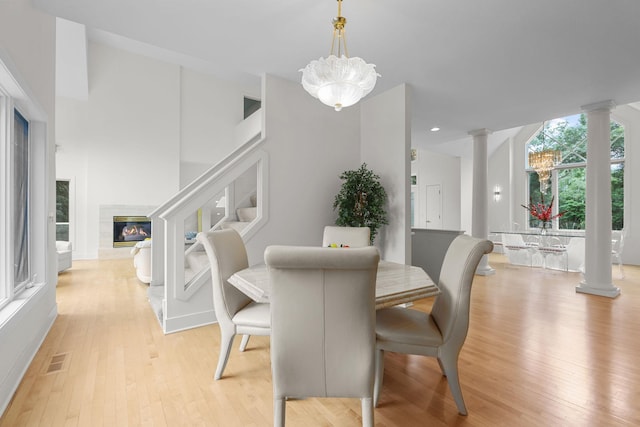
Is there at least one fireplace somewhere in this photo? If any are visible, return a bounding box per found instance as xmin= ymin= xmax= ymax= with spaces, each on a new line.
xmin=113 ymin=216 xmax=151 ymax=247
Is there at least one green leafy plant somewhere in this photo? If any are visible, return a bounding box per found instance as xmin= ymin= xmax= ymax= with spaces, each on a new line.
xmin=333 ymin=163 xmax=388 ymax=244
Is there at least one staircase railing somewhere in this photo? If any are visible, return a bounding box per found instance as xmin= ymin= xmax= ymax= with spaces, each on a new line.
xmin=148 ymin=110 xmax=268 ymax=332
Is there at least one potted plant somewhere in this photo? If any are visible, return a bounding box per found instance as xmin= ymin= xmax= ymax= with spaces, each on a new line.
xmin=333 ymin=163 xmax=388 ymax=244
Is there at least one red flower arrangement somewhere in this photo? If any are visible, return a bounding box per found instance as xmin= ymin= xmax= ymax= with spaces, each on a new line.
xmin=521 ymin=195 xmax=566 ymax=229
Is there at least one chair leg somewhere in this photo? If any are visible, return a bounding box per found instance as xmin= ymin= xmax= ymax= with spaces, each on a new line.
xmin=438 ymin=356 xmax=467 ymax=416
xmin=274 ymin=397 xmax=286 ymax=427
xmin=239 ymin=334 xmax=250 ymax=352
xmin=373 ymin=349 xmax=384 ymax=407
xmin=618 ymin=260 xmax=625 ymax=279
xmin=361 ymin=397 xmax=374 ymax=427
xmin=214 ymin=330 xmax=235 ymax=380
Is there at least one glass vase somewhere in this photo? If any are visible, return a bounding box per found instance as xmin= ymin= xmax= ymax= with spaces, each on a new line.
xmin=539 ymin=221 xmax=550 ymax=235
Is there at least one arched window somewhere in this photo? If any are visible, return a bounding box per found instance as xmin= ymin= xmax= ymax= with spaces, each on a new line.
xmin=526 ymin=114 xmax=624 ymax=231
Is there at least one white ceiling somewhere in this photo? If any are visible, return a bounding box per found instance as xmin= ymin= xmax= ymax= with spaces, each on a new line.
xmin=36 ymin=0 xmax=640 ymax=157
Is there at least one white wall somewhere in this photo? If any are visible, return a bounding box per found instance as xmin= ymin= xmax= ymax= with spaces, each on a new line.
xmin=243 ymin=74 xmax=362 ymax=265
xmin=0 ymin=0 xmax=57 ymax=416
xmin=179 ymin=67 xmax=258 ymax=187
xmin=361 ymin=84 xmax=411 ymax=263
xmin=56 ymin=42 xmax=253 ymax=259
xmin=488 ymin=136 xmax=512 ymax=230
xmin=411 ymin=148 xmax=462 ymax=232
xmin=242 ymin=77 xmax=413 ymax=265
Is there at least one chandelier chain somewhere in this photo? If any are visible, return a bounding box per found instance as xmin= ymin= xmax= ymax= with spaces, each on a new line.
xmin=331 ymin=0 xmax=348 ymax=58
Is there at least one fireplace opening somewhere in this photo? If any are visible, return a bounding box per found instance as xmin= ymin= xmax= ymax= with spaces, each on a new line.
xmin=113 ymin=216 xmax=151 ymax=247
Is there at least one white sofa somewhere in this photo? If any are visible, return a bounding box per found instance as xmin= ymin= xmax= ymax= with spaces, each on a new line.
xmin=56 ymin=241 xmax=72 ymax=273
xmin=131 ymin=239 xmax=152 ymax=284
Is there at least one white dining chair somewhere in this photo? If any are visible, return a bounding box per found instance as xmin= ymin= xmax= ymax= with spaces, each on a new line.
xmin=373 ymin=235 xmax=493 ymax=415
xmin=538 ymin=236 xmax=568 ymax=271
xmin=565 ymin=237 xmax=585 ymax=273
xmin=196 ymin=229 xmax=270 ymax=380
xmin=322 ymin=225 xmax=371 ymax=247
xmin=265 ymin=245 xmax=380 ymax=427
xmin=502 ymin=233 xmax=533 ymax=267
xmin=612 ymin=229 xmax=626 ymax=279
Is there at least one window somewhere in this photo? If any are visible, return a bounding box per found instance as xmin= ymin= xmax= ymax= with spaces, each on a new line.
xmin=56 ymin=180 xmax=70 ymax=240
xmin=526 ymin=114 xmax=625 ymax=231
xmin=243 ymin=97 xmax=261 ymax=119
xmin=1 ymin=56 xmax=47 ymax=310
xmin=13 ymin=110 xmax=30 ymax=290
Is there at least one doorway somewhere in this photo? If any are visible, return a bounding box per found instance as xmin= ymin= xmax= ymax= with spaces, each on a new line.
xmin=426 ymin=184 xmax=442 ymax=229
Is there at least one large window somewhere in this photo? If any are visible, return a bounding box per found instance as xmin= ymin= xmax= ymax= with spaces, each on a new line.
xmin=526 ymin=114 xmax=624 ymax=231
xmin=1 ymin=58 xmax=46 ymax=310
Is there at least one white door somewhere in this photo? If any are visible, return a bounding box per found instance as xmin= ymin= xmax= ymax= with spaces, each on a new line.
xmin=426 ymin=184 xmax=442 ymax=229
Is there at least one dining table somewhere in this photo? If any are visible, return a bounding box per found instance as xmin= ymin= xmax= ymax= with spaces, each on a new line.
xmin=228 ymin=260 xmax=440 ymax=309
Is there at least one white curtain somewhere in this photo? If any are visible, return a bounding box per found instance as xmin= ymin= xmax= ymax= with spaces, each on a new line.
xmin=13 ymin=110 xmax=29 ymax=286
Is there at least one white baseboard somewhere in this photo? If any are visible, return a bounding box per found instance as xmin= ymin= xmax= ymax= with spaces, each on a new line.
xmin=163 ymin=309 xmax=217 ymax=334
xmin=0 ymin=285 xmax=57 ymax=417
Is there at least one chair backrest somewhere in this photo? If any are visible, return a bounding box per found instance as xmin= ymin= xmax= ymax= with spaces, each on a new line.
xmin=322 ymin=226 xmax=371 ymax=247
xmin=431 ymin=235 xmax=493 ymax=347
xmin=265 ymin=245 xmax=380 ymax=399
xmin=612 ymin=229 xmax=626 ymax=254
xmin=502 ymin=233 xmax=526 ymax=247
xmin=196 ymin=229 xmax=252 ymax=329
xmin=542 ymin=236 xmax=563 ymax=248
xmin=566 ymin=237 xmax=585 ymax=272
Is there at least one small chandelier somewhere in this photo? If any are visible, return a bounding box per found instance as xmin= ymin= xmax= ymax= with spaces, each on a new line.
xmin=300 ymin=0 xmax=380 ymax=111
xmin=529 ymin=121 xmax=562 ymax=193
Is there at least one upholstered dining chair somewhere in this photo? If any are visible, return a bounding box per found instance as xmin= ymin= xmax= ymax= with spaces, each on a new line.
xmin=373 ymin=234 xmax=493 ymax=415
xmin=265 ymin=245 xmax=380 ymax=427
xmin=196 ymin=229 xmax=270 ymax=380
xmin=322 ymin=225 xmax=371 ymax=247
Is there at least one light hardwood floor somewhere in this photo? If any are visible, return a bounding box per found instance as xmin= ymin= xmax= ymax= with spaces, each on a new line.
xmin=1 ymin=254 xmax=639 ymax=426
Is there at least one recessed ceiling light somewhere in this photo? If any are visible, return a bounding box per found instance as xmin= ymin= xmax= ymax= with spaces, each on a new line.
xmin=430 ymin=127 xmax=440 ymax=132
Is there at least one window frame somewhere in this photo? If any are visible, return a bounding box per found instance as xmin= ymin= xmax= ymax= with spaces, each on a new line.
xmin=12 ymin=108 xmax=31 ymax=294
xmin=0 ymin=57 xmax=48 ymax=311
xmin=0 ymin=89 xmax=13 ymax=307
xmin=56 ymin=179 xmax=71 ymax=241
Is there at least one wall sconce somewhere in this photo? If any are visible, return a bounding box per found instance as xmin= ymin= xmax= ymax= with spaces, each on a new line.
xmin=493 ymin=186 xmax=501 ymax=202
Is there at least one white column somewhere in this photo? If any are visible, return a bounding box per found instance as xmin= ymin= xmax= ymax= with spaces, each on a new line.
xmin=469 ymin=128 xmax=495 ymax=276
xmin=576 ymin=100 xmax=620 ymax=298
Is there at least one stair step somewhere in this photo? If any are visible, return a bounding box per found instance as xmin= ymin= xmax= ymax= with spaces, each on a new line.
xmin=185 ymin=250 xmax=209 ymax=272
xmin=236 ymin=207 xmax=257 ymax=222
xmin=184 ymin=267 xmax=196 ymax=284
xmin=221 ymin=221 xmax=251 ymax=232
xmin=147 ymin=285 xmax=164 ymax=325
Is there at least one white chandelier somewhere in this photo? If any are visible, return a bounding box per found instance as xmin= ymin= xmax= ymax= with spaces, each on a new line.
xmin=300 ymin=0 xmax=380 ymax=111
